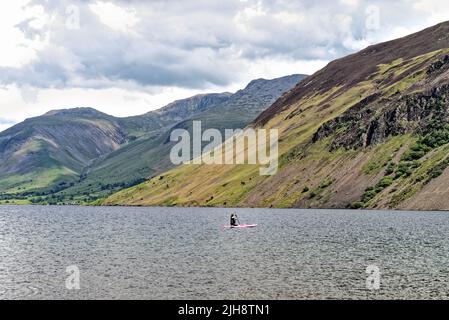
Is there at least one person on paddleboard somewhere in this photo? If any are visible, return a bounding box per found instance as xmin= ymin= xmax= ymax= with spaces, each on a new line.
xmin=230 ymin=213 xmax=240 ymax=227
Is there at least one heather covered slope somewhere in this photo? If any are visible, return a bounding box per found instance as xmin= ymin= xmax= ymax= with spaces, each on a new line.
xmin=105 ymin=21 xmax=449 ymax=211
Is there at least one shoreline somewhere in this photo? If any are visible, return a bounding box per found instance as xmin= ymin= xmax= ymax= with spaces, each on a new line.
xmin=1 ymin=202 xmax=449 ymax=214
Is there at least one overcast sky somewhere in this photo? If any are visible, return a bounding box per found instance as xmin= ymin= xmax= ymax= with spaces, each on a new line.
xmin=0 ymin=0 xmax=448 ymax=130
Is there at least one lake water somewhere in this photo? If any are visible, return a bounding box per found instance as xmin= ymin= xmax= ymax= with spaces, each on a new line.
xmin=1 ymin=205 xmax=449 ymax=300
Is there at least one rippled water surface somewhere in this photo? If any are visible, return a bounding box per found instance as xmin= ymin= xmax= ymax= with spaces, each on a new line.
xmin=1 ymin=205 xmax=449 ymax=299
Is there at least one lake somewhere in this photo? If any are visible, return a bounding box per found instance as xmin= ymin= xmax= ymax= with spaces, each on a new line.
xmin=1 ymin=205 xmax=449 ymax=300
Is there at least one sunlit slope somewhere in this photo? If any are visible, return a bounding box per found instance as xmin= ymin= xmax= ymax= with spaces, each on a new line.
xmin=106 ymin=22 xmax=449 ymax=210
xmin=51 ymin=74 xmax=305 ymax=203
xmin=0 ymin=108 xmax=129 ymax=198
xmin=0 ymin=94 xmax=232 ymax=202
xmin=1 ymin=77 xmax=303 ymax=204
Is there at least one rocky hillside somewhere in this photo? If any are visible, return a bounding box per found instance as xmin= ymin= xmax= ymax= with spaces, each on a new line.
xmin=104 ymin=21 xmax=449 ymax=211
xmin=121 ymin=93 xmax=233 ymax=138
xmin=171 ymin=74 xmax=306 ymax=135
xmin=154 ymin=93 xmax=233 ymax=122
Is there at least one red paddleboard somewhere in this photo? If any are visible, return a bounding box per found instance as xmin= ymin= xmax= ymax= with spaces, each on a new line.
xmin=224 ymin=224 xmax=258 ymax=229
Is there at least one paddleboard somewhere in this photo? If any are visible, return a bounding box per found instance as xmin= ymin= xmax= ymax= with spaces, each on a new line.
xmin=224 ymin=224 xmax=258 ymax=229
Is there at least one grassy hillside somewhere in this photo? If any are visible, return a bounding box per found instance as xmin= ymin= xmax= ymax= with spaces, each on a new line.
xmin=46 ymin=74 xmax=305 ymax=203
xmin=0 ymin=75 xmax=305 ymax=204
xmin=104 ymin=21 xmax=449 ymax=211
xmin=0 ymin=108 xmax=128 ymax=199
xmin=0 ymin=94 xmax=231 ymax=203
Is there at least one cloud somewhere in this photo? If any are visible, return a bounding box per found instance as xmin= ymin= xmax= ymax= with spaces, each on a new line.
xmin=0 ymin=116 xmax=16 ymax=132
xmin=0 ymin=118 xmax=14 ymax=125
xmin=0 ymin=0 xmax=447 ymax=92
xmin=0 ymin=0 xmax=244 ymax=90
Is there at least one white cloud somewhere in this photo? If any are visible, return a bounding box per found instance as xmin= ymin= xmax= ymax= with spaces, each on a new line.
xmin=340 ymin=0 xmax=360 ymax=7
xmin=0 ymin=1 xmax=48 ymax=68
xmin=89 ymin=1 xmax=139 ymax=33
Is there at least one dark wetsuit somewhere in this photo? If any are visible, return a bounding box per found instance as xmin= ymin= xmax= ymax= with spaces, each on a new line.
xmin=230 ymin=215 xmax=238 ymax=226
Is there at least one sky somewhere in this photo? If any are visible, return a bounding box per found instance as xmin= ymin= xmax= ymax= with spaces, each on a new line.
xmin=0 ymin=0 xmax=449 ymax=131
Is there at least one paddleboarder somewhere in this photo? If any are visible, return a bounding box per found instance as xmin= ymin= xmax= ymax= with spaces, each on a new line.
xmin=230 ymin=213 xmax=240 ymax=227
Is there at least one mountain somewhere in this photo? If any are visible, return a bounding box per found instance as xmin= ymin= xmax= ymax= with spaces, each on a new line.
xmin=121 ymin=93 xmax=233 ymax=138
xmin=0 ymin=108 xmax=127 ymax=196
xmin=167 ymin=74 xmax=306 ymax=137
xmin=104 ymin=21 xmax=449 ymax=211
xmin=0 ymin=94 xmax=232 ymax=200
xmin=153 ymin=92 xmax=233 ymax=122
xmin=54 ymin=74 xmax=306 ymax=203
xmin=0 ymin=74 xmax=305 ymax=204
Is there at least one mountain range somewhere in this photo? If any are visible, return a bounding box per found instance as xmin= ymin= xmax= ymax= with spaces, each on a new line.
xmin=104 ymin=21 xmax=449 ymax=211
xmin=0 ymin=74 xmax=305 ymax=204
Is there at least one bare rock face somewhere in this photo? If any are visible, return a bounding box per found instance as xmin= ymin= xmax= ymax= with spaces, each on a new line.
xmin=427 ymin=55 xmax=449 ymax=75
xmin=313 ymin=84 xmax=449 ymax=151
